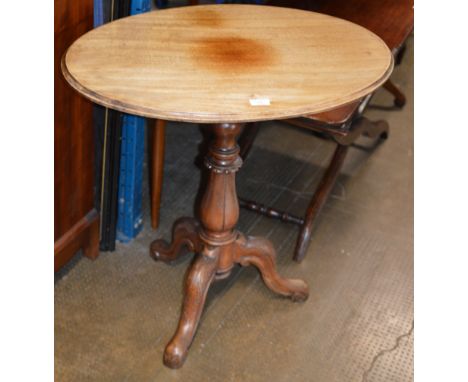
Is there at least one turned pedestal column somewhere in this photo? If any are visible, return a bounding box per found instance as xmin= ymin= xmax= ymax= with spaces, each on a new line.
xmin=150 ymin=123 xmax=309 ymax=368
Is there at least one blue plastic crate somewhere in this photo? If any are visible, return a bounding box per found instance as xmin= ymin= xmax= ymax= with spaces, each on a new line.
xmin=116 ymin=115 xmax=146 ymax=242
xmin=94 ymin=0 xmax=105 ymax=27
xmin=131 ymin=0 xmax=152 ymax=14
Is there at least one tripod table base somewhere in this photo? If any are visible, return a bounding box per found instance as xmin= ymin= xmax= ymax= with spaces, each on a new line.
xmin=149 ymin=123 xmax=309 ymax=369
xmin=150 ymin=218 xmax=308 ymax=368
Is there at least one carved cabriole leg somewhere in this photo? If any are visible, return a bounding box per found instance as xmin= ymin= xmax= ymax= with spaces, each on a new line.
xmin=163 ymin=250 xmax=218 ymax=368
xmin=233 ymin=233 xmax=309 ymax=301
xmin=150 ymin=217 xmax=202 ymax=262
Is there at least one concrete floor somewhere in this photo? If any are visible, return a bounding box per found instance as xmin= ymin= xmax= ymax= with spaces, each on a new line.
xmin=55 ymin=36 xmax=413 ymax=382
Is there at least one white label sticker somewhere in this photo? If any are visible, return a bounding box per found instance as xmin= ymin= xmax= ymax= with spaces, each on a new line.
xmin=249 ymin=97 xmax=271 ymax=106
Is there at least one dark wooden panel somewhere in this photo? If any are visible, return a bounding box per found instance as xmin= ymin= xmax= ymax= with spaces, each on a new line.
xmin=54 ymin=210 xmax=100 ymax=272
xmin=267 ymin=0 xmax=413 ymax=51
xmin=54 ymin=0 xmax=98 ymax=269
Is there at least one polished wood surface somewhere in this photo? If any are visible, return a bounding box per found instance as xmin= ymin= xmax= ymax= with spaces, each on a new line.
xmin=62 ymin=4 xmax=393 ymax=123
xmin=55 ymin=0 xmax=100 ymax=271
xmin=150 ymin=124 xmax=308 ymax=368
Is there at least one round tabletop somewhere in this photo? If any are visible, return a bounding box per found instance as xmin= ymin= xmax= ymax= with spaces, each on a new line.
xmin=62 ymin=4 xmax=393 ymax=123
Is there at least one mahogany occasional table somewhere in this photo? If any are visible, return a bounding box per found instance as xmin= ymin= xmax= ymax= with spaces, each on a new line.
xmin=62 ymin=4 xmax=393 ymax=368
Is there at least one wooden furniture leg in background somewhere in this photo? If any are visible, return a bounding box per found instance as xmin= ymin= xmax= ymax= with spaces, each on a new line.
xmin=293 ymin=144 xmax=349 ymax=262
xmin=239 ymin=117 xmax=389 ymax=262
xmin=383 ymin=79 xmax=406 ymax=108
xmin=238 ymin=122 xmax=261 ymax=160
xmin=150 ymin=119 xmax=166 ymax=229
xmin=294 ymin=117 xmax=389 ymax=261
xmin=150 ymin=123 xmax=309 ymax=368
xmin=238 ymin=143 xmax=349 ymax=263
xmin=395 ymin=42 xmax=407 ymax=66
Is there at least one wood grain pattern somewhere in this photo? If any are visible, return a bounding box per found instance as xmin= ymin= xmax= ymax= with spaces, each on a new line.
xmin=62 ymin=4 xmax=393 ymax=123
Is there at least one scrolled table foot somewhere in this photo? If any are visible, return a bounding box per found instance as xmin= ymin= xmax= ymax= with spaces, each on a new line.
xmin=150 ymin=217 xmax=202 ymax=262
xmin=233 ymin=234 xmax=309 ymax=302
xmin=163 ymin=343 xmax=186 ymax=369
xmin=163 ymin=252 xmax=218 ymax=368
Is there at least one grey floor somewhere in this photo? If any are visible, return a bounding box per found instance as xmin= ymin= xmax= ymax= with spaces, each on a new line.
xmin=55 ymin=36 xmax=413 ymax=382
